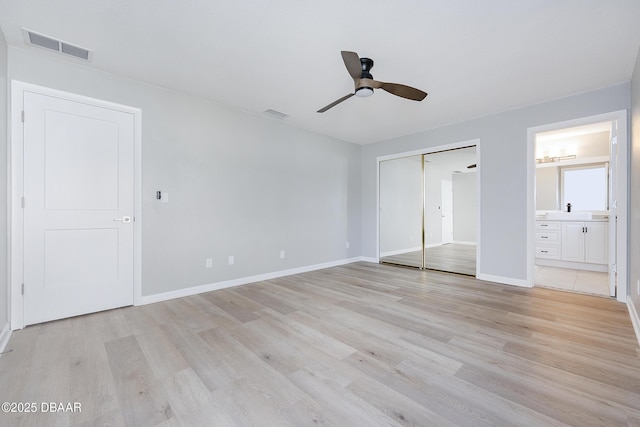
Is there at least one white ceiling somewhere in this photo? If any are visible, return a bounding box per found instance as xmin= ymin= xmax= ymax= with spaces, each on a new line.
xmin=1 ymin=1 xmax=640 ymax=145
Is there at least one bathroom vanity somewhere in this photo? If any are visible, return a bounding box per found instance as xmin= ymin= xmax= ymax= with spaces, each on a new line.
xmin=535 ymin=213 xmax=608 ymax=272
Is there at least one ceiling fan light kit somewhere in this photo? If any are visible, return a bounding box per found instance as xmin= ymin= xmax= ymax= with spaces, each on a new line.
xmin=317 ymin=51 xmax=427 ymax=113
xmin=355 ymin=87 xmax=373 ymax=97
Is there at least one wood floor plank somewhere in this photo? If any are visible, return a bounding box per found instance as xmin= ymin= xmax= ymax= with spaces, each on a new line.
xmin=104 ymin=335 xmax=174 ymax=426
xmin=1 ymin=261 xmax=639 ymax=426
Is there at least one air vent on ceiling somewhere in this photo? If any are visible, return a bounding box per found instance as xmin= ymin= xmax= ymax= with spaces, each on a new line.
xmin=22 ymin=28 xmax=92 ymax=61
xmin=263 ymin=109 xmax=289 ymax=120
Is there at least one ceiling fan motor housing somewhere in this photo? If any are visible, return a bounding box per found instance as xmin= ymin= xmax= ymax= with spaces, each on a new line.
xmin=356 ymin=57 xmax=375 ymax=96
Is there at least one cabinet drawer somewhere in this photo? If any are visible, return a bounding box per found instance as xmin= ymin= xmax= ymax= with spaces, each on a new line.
xmin=536 ymin=221 xmax=560 ymax=230
xmin=536 ymin=246 xmax=560 ymax=259
xmin=536 ymin=231 xmax=560 ymax=244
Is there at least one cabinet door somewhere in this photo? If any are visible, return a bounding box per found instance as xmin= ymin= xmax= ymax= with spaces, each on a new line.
xmin=561 ymin=222 xmax=585 ymax=262
xmin=585 ymin=222 xmax=608 ymax=264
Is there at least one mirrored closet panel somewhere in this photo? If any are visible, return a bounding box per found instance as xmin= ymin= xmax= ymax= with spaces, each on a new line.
xmin=379 ymin=155 xmax=424 ymax=268
xmin=379 ymin=146 xmax=477 ymax=276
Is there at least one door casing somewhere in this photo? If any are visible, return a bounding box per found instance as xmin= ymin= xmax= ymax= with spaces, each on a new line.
xmin=9 ymin=80 xmax=143 ymax=329
xmin=526 ymin=110 xmax=628 ymax=302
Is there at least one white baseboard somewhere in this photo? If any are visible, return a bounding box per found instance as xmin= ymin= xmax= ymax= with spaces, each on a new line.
xmin=0 ymin=323 xmax=11 ymax=356
xmin=627 ymin=298 xmax=640 ymax=349
xmin=425 ymin=242 xmax=443 ymax=249
xmin=140 ymin=257 xmax=366 ymax=305
xmin=360 ymin=257 xmax=379 ymax=263
xmin=535 ymin=258 xmax=608 ymax=273
xmin=452 ymin=240 xmax=477 ymax=246
xmin=380 ymin=246 xmax=422 ymax=258
xmin=476 ymin=273 xmax=532 ymax=288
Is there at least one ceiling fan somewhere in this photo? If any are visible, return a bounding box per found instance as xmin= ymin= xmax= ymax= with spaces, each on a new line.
xmin=317 ymin=51 xmax=428 ymax=113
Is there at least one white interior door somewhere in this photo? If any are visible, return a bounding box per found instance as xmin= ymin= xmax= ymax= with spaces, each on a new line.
xmin=23 ymin=91 xmax=135 ymax=326
xmin=608 ymin=121 xmax=617 ymax=297
xmin=441 ymin=179 xmax=453 ymax=244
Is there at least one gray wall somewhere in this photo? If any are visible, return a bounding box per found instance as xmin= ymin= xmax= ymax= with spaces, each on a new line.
xmin=452 ymin=172 xmax=476 ymax=242
xmin=361 ymin=83 xmax=630 ymax=282
xmin=0 ymin=31 xmax=8 ymax=331
xmin=630 ymin=47 xmax=640 ymax=319
xmin=7 ymin=46 xmax=361 ymax=297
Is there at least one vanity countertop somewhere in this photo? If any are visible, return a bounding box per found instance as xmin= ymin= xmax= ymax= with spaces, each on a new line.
xmin=536 ymin=215 xmax=608 ymax=221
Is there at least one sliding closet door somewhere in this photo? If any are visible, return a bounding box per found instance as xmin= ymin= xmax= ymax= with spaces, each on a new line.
xmin=423 ymin=147 xmax=477 ymax=276
xmin=379 ymin=155 xmax=424 ymax=268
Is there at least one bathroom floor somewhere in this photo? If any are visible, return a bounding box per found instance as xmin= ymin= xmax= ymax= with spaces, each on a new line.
xmin=534 ymin=265 xmax=610 ymax=297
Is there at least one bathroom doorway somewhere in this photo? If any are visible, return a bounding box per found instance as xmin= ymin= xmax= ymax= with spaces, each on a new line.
xmin=528 ymin=111 xmax=628 ymax=301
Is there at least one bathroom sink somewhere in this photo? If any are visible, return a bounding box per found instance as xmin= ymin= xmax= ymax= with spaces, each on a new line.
xmin=544 ymin=212 xmax=592 ymax=220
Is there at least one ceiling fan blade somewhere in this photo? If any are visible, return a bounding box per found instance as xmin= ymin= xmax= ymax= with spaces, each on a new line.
xmin=341 ymin=51 xmax=362 ymax=81
xmin=379 ymin=82 xmax=427 ymax=101
xmin=317 ymin=93 xmax=355 ymax=113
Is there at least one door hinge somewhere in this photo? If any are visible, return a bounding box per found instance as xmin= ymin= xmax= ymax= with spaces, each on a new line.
xmin=21 ymin=284 xmax=24 ymax=295
xmin=21 ymin=110 xmax=24 ymax=123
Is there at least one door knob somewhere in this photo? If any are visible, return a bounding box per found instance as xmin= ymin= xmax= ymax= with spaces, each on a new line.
xmin=113 ymin=216 xmax=132 ymax=223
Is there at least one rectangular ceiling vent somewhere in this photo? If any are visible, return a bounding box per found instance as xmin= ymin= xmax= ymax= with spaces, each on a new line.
xmin=22 ymin=28 xmax=92 ymax=61
xmin=263 ymin=109 xmax=289 ymax=120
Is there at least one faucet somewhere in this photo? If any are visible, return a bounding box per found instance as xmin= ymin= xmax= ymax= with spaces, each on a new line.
xmin=567 ymin=203 xmax=571 ymax=212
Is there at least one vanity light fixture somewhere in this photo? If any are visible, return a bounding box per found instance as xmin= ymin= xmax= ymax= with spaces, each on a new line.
xmin=536 ymin=154 xmax=576 ymax=164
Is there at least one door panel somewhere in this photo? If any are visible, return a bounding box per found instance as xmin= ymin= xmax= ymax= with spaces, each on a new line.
xmin=585 ymin=222 xmax=608 ymax=265
xmin=608 ymin=122 xmax=617 ymax=296
xmin=23 ymin=91 xmax=134 ymax=326
xmin=561 ymin=222 xmax=585 ymax=262
xmin=441 ymin=179 xmax=453 ymax=244
xmin=44 ymin=111 xmax=120 ymax=210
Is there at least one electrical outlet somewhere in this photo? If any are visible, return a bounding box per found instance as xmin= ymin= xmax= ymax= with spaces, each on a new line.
xmin=206 ymin=258 xmax=213 ymax=268
xmin=280 ymin=250 xmax=285 ymax=259
xmin=228 ymin=256 xmax=235 ymax=265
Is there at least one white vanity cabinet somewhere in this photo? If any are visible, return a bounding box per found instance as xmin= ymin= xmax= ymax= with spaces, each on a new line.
xmin=535 ymin=221 xmax=561 ymax=259
xmin=561 ymin=221 xmax=608 ymax=264
xmin=536 ymin=218 xmax=608 ymax=271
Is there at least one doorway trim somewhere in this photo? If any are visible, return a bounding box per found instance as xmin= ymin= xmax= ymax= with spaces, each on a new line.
xmin=9 ymin=80 xmax=143 ymax=329
xmin=376 ymin=138 xmax=481 ymax=276
xmin=526 ymin=110 xmax=628 ymax=302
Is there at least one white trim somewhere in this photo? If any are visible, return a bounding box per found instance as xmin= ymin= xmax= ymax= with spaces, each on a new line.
xmin=9 ymin=81 xmax=143 ymax=329
xmin=141 ymin=257 xmax=365 ymax=305
xmin=376 ymin=139 xmax=480 ymax=275
xmin=535 ymin=258 xmax=608 ymax=272
xmin=380 ymin=246 xmax=422 ymax=258
xmin=425 ymin=242 xmax=444 ymax=249
xmin=452 ymin=240 xmax=477 ymax=246
xmin=627 ymin=298 xmax=640 ymax=349
xmin=0 ymin=324 xmax=11 ymax=355
xmin=476 ymin=273 xmax=532 ymax=288
xmin=360 ymin=257 xmax=379 ymax=263
xmin=526 ymin=110 xmax=628 ymax=301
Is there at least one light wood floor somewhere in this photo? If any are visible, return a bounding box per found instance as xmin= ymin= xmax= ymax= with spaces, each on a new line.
xmin=381 ymin=243 xmax=476 ymax=276
xmin=1 ymin=262 xmax=639 ymax=426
